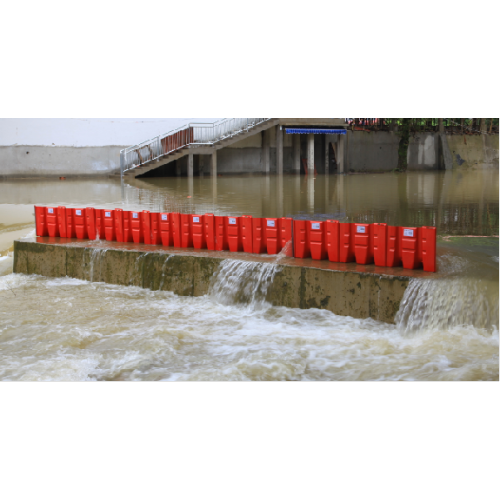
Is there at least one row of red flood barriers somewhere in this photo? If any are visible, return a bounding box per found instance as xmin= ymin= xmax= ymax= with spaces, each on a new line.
xmin=34 ymin=206 xmax=437 ymax=272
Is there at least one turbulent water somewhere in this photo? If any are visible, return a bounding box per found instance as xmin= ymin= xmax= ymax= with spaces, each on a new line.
xmin=0 ymin=173 xmax=498 ymax=381
xmin=0 ymin=250 xmax=497 ymax=381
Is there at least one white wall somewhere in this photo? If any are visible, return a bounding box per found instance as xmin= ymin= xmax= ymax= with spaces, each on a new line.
xmin=0 ymin=118 xmax=220 ymax=147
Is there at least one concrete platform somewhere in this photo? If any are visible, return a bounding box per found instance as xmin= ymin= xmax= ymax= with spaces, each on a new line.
xmin=13 ymin=237 xmax=437 ymax=324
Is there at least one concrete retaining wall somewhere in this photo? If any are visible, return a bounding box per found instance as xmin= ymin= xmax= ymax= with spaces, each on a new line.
xmin=13 ymin=240 xmax=410 ymax=324
xmin=0 ymin=146 xmax=124 ymax=178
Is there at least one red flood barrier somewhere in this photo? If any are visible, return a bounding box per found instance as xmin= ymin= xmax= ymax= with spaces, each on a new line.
xmin=339 ymin=223 xmax=355 ymax=262
xmin=130 ymin=211 xmax=143 ymax=243
xmin=400 ymin=227 xmax=420 ymax=270
xmin=215 ymin=216 xmax=228 ymax=251
xmin=226 ymin=216 xmax=243 ymax=252
xmin=180 ymin=214 xmax=193 ymax=248
xmin=86 ymin=207 xmax=96 ymax=240
xmin=204 ymin=214 xmax=216 ymax=250
xmin=171 ymin=213 xmax=181 ymax=247
xmin=293 ymin=220 xmax=310 ymax=259
xmin=73 ymin=209 xmax=88 ymax=239
xmin=34 ymin=206 xmax=48 ymax=236
xmin=191 ymin=215 xmax=206 ymax=249
xmin=103 ymin=210 xmax=115 ymax=241
xmin=159 ymin=213 xmax=173 ymax=247
xmin=45 ymin=207 xmax=59 ymax=237
xmin=150 ymin=213 xmax=160 ymax=245
xmin=308 ymin=221 xmax=326 ymax=260
xmin=113 ymin=209 xmax=124 ymax=243
xmin=241 ymin=215 xmax=253 ymax=253
xmin=386 ymin=226 xmax=400 ymax=267
xmin=142 ymin=211 xmax=152 ymax=245
xmin=121 ymin=211 xmax=133 ymax=243
xmin=280 ymin=218 xmax=293 ymax=257
xmin=420 ymin=226 xmax=436 ymax=272
xmin=56 ymin=206 xmax=67 ymax=238
xmin=353 ymin=223 xmax=373 ymax=265
xmin=65 ymin=208 xmax=76 ymax=239
xmin=252 ymin=218 xmax=266 ymax=254
xmin=265 ymin=218 xmax=280 ymax=255
xmin=95 ymin=209 xmax=106 ymax=240
xmin=372 ymin=223 xmax=387 ymax=267
xmin=326 ymin=220 xmax=340 ymax=262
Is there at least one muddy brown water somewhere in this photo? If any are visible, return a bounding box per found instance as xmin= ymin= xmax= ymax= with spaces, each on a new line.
xmin=0 ymin=170 xmax=498 ymax=381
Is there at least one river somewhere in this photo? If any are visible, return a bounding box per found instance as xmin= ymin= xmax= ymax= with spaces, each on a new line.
xmin=0 ymin=170 xmax=498 ymax=380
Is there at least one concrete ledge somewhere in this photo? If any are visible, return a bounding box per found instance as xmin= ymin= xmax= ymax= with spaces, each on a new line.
xmin=13 ymin=239 xmax=415 ymax=324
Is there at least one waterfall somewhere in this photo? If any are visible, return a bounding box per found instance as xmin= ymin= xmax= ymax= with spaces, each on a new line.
xmin=209 ymin=260 xmax=280 ymax=308
xmin=85 ymin=248 xmax=108 ymax=282
xmin=396 ymin=277 xmax=499 ymax=333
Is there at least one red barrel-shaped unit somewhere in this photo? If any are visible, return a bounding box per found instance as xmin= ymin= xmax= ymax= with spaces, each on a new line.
xmin=204 ymin=214 xmax=216 ymax=250
xmin=215 ymin=216 xmax=228 ymax=251
xmin=73 ymin=209 xmax=88 ymax=239
xmin=252 ymin=218 xmax=266 ymax=254
xmin=150 ymin=213 xmax=160 ymax=245
xmin=130 ymin=210 xmax=143 ymax=243
xmin=372 ymin=223 xmax=387 ymax=267
xmin=241 ymin=215 xmax=253 ymax=254
xmin=353 ymin=223 xmax=373 ymax=265
xmin=113 ymin=209 xmax=124 ymax=243
xmin=86 ymin=207 xmax=97 ymax=240
xmin=293 ymin=220 xmax=310 ymax=259
xmin=226 ymin=216 xmax=243 ymax=252
xmin=180 ymin=214 xmax=192 ymax=248
xmin=265 ymin=218 xmax=280 ymax=255
xmin=121 ymin=211 xmax=133 ymax=243
xmin=95 ymin=209 xmax=106 ymax=240
xmin=35 ymin=206 xmax=48 ymax=236
xmin=308 ymin=221 xmax=326 ymax=260
xmin=420 ymin=226 xmax=436 ymax=272
xmin=159 ymin=213 xmax=173 ymax=247
xmin=45 ymin=207 xmax=59 ymax=237
xmin=400 ymin=226 xmax=421 ymax=270
xmin=386 ymin=226 xmax=400 ymax=267
xmin=142 ymin=211 xmax=152 ymax=245
xmin=56 ymin=206 xmax=66 ymax=238
xmin=103 ymin=210 xmax=115 ymax=241
xmin=66 ymin=207 xmax=76 ymax=238
xmin=191 ymin=214 xmax=206 ymax=249
xmin=339 ymin=223 xmax=355 ymax=263
xmin=171 ymin=212 xmax=181 ymax=247
xmin=326 ymin=220 xmax=340 ymax=262
xmin=279 ymin=218 xmax=293 ymax=257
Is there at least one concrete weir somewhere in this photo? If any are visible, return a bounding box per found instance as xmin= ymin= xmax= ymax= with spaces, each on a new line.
xmin=11 ymin=238 xmax=434 ymax=324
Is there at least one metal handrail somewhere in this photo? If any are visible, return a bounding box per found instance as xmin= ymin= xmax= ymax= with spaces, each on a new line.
xmin=120 ymin=118 xmax=272 ymax=176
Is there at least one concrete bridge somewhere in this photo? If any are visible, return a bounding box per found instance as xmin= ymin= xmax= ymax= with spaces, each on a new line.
xmin=121 ymin=118 xmax=349 ymax=179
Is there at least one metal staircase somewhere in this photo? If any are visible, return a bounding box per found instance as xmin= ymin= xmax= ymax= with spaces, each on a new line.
xmin=120 ymin=118 xmax=276 ymax=178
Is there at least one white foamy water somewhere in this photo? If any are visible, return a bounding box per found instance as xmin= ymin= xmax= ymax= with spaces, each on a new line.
xmin=0 ymin=265 xmax=497 ymax=381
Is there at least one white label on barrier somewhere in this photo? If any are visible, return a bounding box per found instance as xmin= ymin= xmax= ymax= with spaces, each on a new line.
xmin=357 ymin=226 xmax=366 ymax=233
xmin=76 ymin=210 xmax=82 ymax=216
xmin=105 ymin=212 xmax=111 ymax=218
xmin=193 ymin=217 xmax=200 ymax=223
xmin=132 ymin=213 xmax=139 ymax=219
xmin=229 ymin=218 xmax=236 ymax=225
xmin=48 ymin=208 xmax=54 ymax=214
xmin=161 ymin=214 xmax=168 ymax=221
xmin=311 ymin=223 xmax=320 ymax=230
xmin=404 ymin=229 xmax=414 ymax=237
xmin=267 ymin=220 xmax=275 ymax=227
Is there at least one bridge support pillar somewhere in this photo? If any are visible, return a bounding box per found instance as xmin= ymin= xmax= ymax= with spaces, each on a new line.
xmin=338 ymin=134 xmax=345 ymax=174
xmin=262 ymin=130 xmax=270 ymax=173
xmin=307 ymin=133 xmax=314 ymax=175
xmin=276 ymin=126 xmax=283 ymax=175
xmin=188 ymin=152 xmax=194 ymax=178
xmin=211 ymin=150 xmax=217 ymax=178
xmin=324 ymin=135 xmax=329 ymax=175
xmin=293 ymin=134 xmax=300 ymax=174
